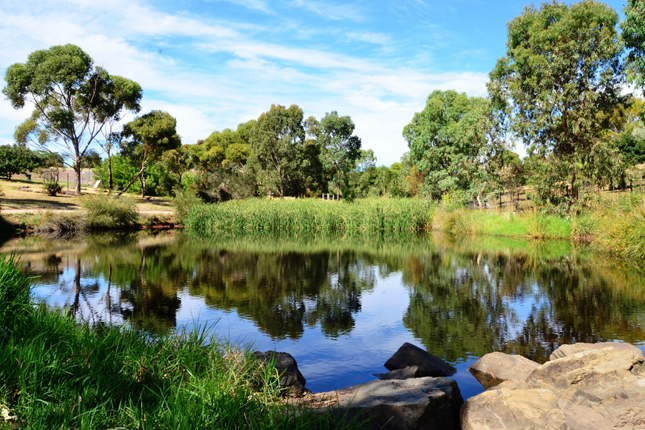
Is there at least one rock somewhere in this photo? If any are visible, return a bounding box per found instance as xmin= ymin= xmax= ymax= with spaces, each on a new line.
xmin=558 ymin=377 xmax=645 ymax=430
xmin=526 ymin=348 xmax=643 ymax=393
xmin=253 ymin=351 xmax=309 ymax=395
xmin=460 ymin=387 xmax=568 ymax=430
xmin=307 ymin=377 xmax=463 ymax=430
xmin=462 ymin=346 xmax=645 ymax=430
xmin=375 ymin=366 xmax=421 ymax=380
xmin=384 ymin=343 xmax=456 ymax=377
xmin=469 ymin=352 xmax=540 ymax=389
xmin=549 ymin=342 xmax=645 ymax=361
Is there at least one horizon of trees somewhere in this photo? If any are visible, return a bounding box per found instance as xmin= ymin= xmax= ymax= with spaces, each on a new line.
xmin=2 ymin=0 xmax=645 ymax=208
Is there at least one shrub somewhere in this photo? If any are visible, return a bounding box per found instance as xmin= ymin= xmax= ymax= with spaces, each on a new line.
xmin=80 ymin=195 xmax=139 ymax=229
xmin=41 ymin=168 xmax=62 ymax=196
xmin=34 ymin=211 xmax=88 ymax=235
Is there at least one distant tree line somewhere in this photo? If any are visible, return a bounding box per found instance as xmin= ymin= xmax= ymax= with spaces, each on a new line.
xmin=2 ymin=0 xmax=645 ymax=208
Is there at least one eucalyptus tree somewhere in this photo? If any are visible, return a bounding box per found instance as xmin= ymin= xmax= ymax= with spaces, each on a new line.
xmin=489 ymin=1 xmax=626 ymax=201
xmin=3 ymin=44 xmax=142 ymax=194
xmin=118 ymin=110 xmax=181 ymax=197
xmin=248 ymin=104 xmax=305 ymax=198
xmin=318 ymin=111 xmax=362 ymax=199
xmin=403 ymin=90 xmax=502 ymax=203
xmin=622 ymin=0 xmax=645 ymax=109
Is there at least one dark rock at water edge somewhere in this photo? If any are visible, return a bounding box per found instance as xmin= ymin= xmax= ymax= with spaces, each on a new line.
xmin=253 ymin=351 xmax=309 ymax=395
xmin=308 ymin=377 xmax=464 ymax=430
xmin=384 ymin=343 xmax=456 ymax=377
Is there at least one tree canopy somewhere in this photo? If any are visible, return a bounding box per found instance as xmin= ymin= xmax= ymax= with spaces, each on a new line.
xmin=622 ymin=0 xmax=645 ymax=106
xmin=3 ymin=44 xmax=142 ymax=194
xmin=489 ymin=0 xmax=626 ymax=202
xmin=403 ymin=90 xmax=501 ymax=201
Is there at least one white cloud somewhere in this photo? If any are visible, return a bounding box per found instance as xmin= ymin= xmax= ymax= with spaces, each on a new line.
xmin=0 ymin=0 xmax=489 ymax=165
xmin=290 ymin=0 xmax=363 ymax=21
xmin=209 ymin=0 xmax=272 ymax=13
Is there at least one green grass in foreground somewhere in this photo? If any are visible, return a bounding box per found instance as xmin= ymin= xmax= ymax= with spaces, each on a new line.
xmin=0 ymin=255 xmax=365 ymax=430
xmin=183 ymin=198 xmax=434 ymax=233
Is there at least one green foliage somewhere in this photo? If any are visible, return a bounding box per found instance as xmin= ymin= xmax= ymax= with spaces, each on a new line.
xmin=403 ymin=90 xmax=502 ymax=201
xmin=188 ymin=122 xmax=254 ymax=172
xmin=441 ymin=190 xmax=469 ymax=212
xmin=248 ymin=105 xmax=306 ymax=198
xmin=318 ymin=111 xmax=362 ymax=198
xmin=622 ymin=0 xmax=645 ymax=99
xmin=183 ymin=198 xmax=434 ymax=233
xmin=490 ymin=0 xmax=626 ymax=202
xmin=0 ymin=145 xmax=44 ymax=179
xmin=3 ymin=44 xmax=142 ymax=194
xmin=119 ymin=110 xmax=182 ymax=196
xmin=80 ymin=195 xmax=139 ymax=229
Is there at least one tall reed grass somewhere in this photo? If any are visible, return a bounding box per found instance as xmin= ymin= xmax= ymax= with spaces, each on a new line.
xmin=0 ymin=257 xmax=366 ymax=429
xmin=183 ymin=198 xmax=434 ymax=233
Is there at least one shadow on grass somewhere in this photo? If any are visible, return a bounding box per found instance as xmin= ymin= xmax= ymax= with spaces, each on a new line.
xmin=2 ymin=197 xmax=79 ymax=210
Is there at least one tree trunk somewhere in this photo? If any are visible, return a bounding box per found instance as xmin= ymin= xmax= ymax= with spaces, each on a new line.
xmin=119 ymin=163 xmax=146 ymax=196
xmin=571 ymin=168 xmax=578 ymax=201
xmin=107 ymin=150 xmax=113 ymax=191
xmin=139 ymin=174 xmax=146 ymax=198
xmin=74 ymin=163 xmax=82 ymax=195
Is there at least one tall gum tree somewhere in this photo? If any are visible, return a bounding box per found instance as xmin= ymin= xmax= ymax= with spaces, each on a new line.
xmin=3 ymin=44 xmax=142 ymax=194
xmin=248 ymin=104 xmax=305 ymax=198
xmin=622 ymin=0 xmax=645 ymax=114
xmin=318 ymin=111 xmax=362 ymax=199
xmin=403 ymin=90 xmax=503 ymax=203
xmin=489 ymin=0 xmax=626 ymax=201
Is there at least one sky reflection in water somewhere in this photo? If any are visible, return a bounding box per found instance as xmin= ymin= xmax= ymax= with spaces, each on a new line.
xmin=4 ymin=231 xmax=645 ymax=400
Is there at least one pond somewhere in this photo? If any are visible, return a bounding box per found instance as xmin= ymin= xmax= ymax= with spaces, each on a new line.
xmin=3 ymin=231 xmax=645 ymax=400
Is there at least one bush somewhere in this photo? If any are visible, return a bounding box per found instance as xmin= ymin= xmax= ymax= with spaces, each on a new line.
xmin=80 ymin=195 xmax=139 ymax=229
xmin=34 ymin=211 xmax=88 ymax=236
xmin=41 ymin=168 xmax=62 ymax=196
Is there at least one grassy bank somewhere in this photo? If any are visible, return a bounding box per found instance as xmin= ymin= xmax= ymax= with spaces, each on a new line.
xmin=0 ymin=256 xmax=363 ymax=429
xmin=183 ymin=198 xmax=433 ymax=233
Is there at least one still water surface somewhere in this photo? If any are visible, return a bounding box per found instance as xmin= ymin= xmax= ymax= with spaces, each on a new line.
xmin=3 ymin=231 xmax=645 ymax=400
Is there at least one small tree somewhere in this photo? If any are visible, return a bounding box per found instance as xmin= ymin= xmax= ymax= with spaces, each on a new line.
xmin=118 ymin=111 xmax=181 ymax=197
xmin=3 ymin=44 xmax=142 ymax=194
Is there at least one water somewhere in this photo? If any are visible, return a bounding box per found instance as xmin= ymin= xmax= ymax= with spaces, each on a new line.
xmin=3 ymin=231 xmax=645 ymax=400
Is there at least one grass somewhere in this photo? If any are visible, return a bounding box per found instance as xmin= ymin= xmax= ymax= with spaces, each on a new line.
xmin=0 ymin=255 xmax=367 ymax=430
xmin=0 ymin=178 xmax=174 ymax=213
xmin=183 ymin=198 xmax=434 ymax=233
xmin=435 ymin=209 xmax=572 ymax=240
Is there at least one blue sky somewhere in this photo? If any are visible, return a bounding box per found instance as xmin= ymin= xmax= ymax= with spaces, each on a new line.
xmin=0 ymin=0 xmax=630 ymax=165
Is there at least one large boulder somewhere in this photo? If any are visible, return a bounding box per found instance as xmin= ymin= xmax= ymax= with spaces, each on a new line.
xmin=549 ymin=342 xmax=645 ymax=361
xmin=306 ymin=377 xmax=463 ymax=430
xmin=253 ymin=351 xmax=309 ymax=395
xmin=468 ymin=352 xmax=540 ymax=389
xmin=461 ymin=347 xmax=645 ymax=430
xmin=460 ymin=386 xmax=567 ymax=430
xmin=384 ymin=343 xmax=456 ymax=377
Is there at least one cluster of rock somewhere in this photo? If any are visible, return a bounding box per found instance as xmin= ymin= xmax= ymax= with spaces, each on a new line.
xmin=462 ymin=342 xmax=645 ymax=430
xmin=255 ymin=341 xmax=645 ymax=430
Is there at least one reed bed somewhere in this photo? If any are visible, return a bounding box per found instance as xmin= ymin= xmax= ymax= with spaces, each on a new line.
xmin=0 ymin=256 xmax=366 ymax=430
xmin=183 ymin=198 xmax=434 ymax=233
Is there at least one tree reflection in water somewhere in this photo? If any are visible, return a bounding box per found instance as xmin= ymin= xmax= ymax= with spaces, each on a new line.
xmin=6 ymin=232 xmax=645 ymax=363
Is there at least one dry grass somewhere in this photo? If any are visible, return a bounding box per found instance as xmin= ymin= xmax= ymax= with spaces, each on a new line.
xmin=0 ymin=178 xmax=174 ymax=213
